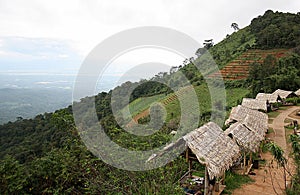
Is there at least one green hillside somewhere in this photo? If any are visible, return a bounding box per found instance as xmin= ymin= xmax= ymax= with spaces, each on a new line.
xmin=1 ymin=10 xmax=300 ymax=194
xmin=128 ymin=84 xmax=249 ymax=127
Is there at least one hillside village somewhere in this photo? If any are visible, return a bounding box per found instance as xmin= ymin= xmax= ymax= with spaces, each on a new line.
xmin=0 ymin=10 xmax=300 ymax=195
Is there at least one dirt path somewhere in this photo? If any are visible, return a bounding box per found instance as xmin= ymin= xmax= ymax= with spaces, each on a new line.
xmin=271 ymin=107 xmax=299 ymax=153
xmin=232 ymin=106 xmax=299 ymax=195
xmin=126 ymin=109 xmax=150 ymax=128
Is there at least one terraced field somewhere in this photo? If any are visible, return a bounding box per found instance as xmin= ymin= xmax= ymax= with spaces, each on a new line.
xmin=209 ymin=49 xmax=289 ymax=80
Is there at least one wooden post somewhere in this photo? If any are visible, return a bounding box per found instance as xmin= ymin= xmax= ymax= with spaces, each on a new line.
xmin=188 ymin=160 xmax=193 ymax=177
xmin=186 ymin=149 xmax=192 ymax=177
xmin=204 ymin=166 xmax=209 ymax=195
xmin=243 ymin=152 xmax=246 ymax=175
xmin=185 ymin=149 xmax=189 ymax=162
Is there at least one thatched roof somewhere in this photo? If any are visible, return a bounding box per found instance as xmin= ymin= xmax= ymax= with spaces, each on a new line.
xmin=273 ymin=89 xmax=297 ymax=99
xmin=242 ymin=114 xmax=268 ymax=139
xmin=147 ymin=122 xmax=240 ymax=180
xmin=225 ymin=105 xmax=268 ymax=126
xmin=241 ymin=98 xmax=267 ymax=112
xmin=224 ymin=122 xmax=261 ymax=152
xmin=183 ymin=122 xmax=240 ymax=179
xmin=256 ymin=93 xmax=279 ymax=103
xmin=294 ymin=89 xmax=300 ymax=97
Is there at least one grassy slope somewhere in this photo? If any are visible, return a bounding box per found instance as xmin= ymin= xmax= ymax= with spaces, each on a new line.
xmin=128 ymin=84 xmax=250 ymax=124
xmin=128 ymin=94 xmax=166 ymax=116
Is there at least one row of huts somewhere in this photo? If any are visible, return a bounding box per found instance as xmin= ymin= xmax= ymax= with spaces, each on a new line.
xmin=148 ymin=89 xmax=300 ymax=195
xmin=253 ymin=89 xmax=299 ymax=112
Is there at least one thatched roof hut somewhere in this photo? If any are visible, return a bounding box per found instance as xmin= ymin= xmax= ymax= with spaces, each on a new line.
xmin=241 ymin=98 xmax=267 ymax=112
xmin=273 ymin=89 xmax=297 ymax=99
xmin=294 ymin=89 xmax=300 ymax=97
xmin=148 ymin=122 xmax=240 ymax=180
xmin=224 ymin=122 xmax=261 ymax=152
xmin=255 ymin=93 xmax=279 ymax=103
xmin=225 ymin=105 xmax=268 ymax=127
xmin=242 ymin=115 xmax=268 ymax=138
xmin=182 ymin=122 xmax=240 ymax=179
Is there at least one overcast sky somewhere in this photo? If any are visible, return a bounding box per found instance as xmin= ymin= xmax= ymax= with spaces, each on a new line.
xmin=0 ymin=0 xmax=299 ymax=75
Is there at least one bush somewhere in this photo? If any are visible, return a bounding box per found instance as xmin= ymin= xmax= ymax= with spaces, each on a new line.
xmin=272 ymin=102 xmax=282 ymax=108
xmin=286 ymin=97 xmax=300 ymax=105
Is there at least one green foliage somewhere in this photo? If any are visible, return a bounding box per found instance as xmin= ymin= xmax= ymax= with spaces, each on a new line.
xmin=286 ymin=97 xmax=300 ymax=105
xmin=203 ymin=39 xmax=214 ymax=49
xmin=250 ymin=10 xmax=300 ymax=49
xmin=224 ymin=80 xmax=250 ymax=89
xmin=287 ymin=135 xmax=300 ymax=194
xmin=0 ymin=155 xmax=28 ymax=194
xmin=248 ymin=53 xmax=300 ymax=95
xmin=266 ymin=142 xmax=286 ymax=167
xmin=130 ymin=81 xmax=171 ymax=101
xmin=127 ymin=94 xmax=166 ymax=117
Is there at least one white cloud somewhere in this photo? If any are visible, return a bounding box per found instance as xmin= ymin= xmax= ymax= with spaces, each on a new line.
xmin=0 ymin=0 xmax=299 ymax=55
xmin=58 ymin=54 xmax=69 ymax=58
xmin=0 ymin=0 xmax=299 ymax=74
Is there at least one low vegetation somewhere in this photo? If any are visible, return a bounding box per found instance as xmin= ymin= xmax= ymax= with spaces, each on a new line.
xmin=222 ymin=171 xmax=254 ymax=194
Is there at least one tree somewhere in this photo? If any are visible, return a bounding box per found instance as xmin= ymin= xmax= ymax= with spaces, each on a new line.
xmin=203 ymin=39 xmax=214 ymax=49
xmin=0 ymin=155 xmax=27 ymax=194
xmin=169 ymin=66 xmax=178 ymax=74
xmin=195 ymin=47 xmax=207 ymax=57
xmin=266 ymin=142 xmax=292 ymax=193
xmin=231 ymin=23 xmax=239 ymax=31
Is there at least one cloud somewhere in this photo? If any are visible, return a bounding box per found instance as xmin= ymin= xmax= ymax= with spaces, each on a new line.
xmin=58 ymin=54 xmax=69 ymax=58
xmin=0 ymin=36 xmax=82 ymax=73
xmin=0 ymin=37 xmax=77 ymax=58
xmin=0 ymin=0 xmax=299 ymax=56
xmin=0 ymin=0 xmax=299 ymax=75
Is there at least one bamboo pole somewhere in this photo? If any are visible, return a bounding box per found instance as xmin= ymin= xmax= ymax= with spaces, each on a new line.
xmin=185 ymin=149 xmax=189 ymax=162
xmin=243 ymin=152 xmax=246 ymax=175
xmin=249 ymin=152 xmax=253 ymax=166
xmin=188 ymin=160 xmax=192 ymax=178
xmin=204 ymin=166 xmax=209 ymax=195
xmin=186 ymin=149 xmax=192 ymax=177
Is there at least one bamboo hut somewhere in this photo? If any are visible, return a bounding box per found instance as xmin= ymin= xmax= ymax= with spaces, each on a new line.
xmin=225 ymin=122 xmax=263 ymax=175
xmin=225 ymin=105 xmax=268 ymax=128
xmin=272 ymin=89 xmax=297 ymax=99
xmin=225 ymin=122 xmax=262 ymax=153
xmin=182 ymin=122 xmax=240 ymax=180
xmin=147 ymin=122 xmax=240 ymax=195
xmin=255 ymin=93 xmax=279 ymax=103
xmin=241 ymin=98 xmax=267 ymax=112
xmin=242 ymin=114 xmax=268 ymax=139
